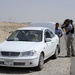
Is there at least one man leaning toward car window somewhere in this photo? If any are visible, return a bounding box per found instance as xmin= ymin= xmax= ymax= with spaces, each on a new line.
xmin=62 ymin=19 xmax=75 ymax=57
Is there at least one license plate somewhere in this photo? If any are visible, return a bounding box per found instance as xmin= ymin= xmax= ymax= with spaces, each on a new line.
xmin=4 ymin=60 xmax=13 ymax=65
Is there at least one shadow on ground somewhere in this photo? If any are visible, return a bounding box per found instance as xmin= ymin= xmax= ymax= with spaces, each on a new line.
xmin=0 ymin=56 xmax=67 ymax=74
xmin=58 ymin=55 xmax=66 ymax=58
xmin=0 ymin=57 xmax=53 ymax=74
xmin=0 ymin=66 xmax=38 ymax=74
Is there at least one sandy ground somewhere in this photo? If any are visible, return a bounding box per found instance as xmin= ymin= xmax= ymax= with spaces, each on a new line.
xmin=0 ymin=22 xmax=29 ymax=42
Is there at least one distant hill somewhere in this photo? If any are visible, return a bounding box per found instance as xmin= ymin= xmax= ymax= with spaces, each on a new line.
xmin=0 ymin=22 xmax=29 ymax=32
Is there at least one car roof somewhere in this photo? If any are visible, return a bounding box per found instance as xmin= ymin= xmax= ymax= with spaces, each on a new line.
xmin=30 ymin=21 xmax=55 ymax=26
xmin=30 ymin=21 xmax=55 ymax=32
xmin=18 ymin=27 xmax=49 ymax=31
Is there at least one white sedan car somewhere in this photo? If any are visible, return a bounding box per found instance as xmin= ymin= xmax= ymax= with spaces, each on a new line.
xmin=0 ymin=26 xmax=59 ymax=70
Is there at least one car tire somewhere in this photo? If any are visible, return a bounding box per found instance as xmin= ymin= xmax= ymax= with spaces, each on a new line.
xmin=58 ymin=45 xmax=60 ymax=54
xmin=51 ymin=46 xmax=58 ymax=59
xmin=36 ymin=53 xmax=44 ymax=71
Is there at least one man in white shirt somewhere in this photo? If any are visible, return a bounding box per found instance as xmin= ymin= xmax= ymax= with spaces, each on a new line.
xmin=64 ymin=19 xmax=75 ymax=57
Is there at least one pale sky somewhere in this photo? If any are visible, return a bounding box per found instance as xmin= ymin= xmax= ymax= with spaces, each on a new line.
xmin=0 ymin=0 xmax=75 ymax=23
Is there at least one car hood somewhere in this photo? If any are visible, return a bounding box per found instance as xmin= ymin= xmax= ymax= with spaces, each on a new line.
xmin=0 ymin=41 xmax=41 ymax=52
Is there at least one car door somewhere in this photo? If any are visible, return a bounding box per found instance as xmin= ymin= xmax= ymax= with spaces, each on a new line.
xmin=44 ymin=29 xmax=53 ymax=58
xmin=49 ymin=30 xmax=57 ymax=53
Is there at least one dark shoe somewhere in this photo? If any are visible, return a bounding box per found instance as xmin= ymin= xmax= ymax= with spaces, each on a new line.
xmin=65 ymin=55 xmax=70 ymax=57
xmin=72 ymin=55 xmax=75 ymax=57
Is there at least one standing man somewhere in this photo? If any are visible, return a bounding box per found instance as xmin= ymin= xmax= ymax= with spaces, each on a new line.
xmin=55 ymin=23 xmax=63 ymax=54
xmin=55 ymin=23 xmax=63 ymax=38
xmin=62 ymin=19 xmax=75 ymax=57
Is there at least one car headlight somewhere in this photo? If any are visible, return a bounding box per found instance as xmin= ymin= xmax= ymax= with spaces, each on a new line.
xmin=20 ymin=50 xmax=36 ymax=57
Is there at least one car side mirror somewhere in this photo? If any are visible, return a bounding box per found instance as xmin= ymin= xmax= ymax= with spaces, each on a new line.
xmin=45 ymin=38 xmax=52 ymax=42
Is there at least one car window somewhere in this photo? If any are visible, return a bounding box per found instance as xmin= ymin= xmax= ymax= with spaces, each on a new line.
xmin=7 ymin=30 xmax=42 ymax=42
xmin=45 ymin=31 xmax=51 ymax=38
xmin=45 ymin=29 xmax=55 ymax=39
xmin=49 ymin=31 xmax=55 ymax=38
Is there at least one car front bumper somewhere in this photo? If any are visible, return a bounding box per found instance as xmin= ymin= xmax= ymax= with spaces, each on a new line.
xmin=0 ymin=56 xmax=39 ymax=67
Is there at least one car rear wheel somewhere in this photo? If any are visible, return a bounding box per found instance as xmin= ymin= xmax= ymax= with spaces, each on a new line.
xmin=36 ymin=53 xmax=44 ymax=71
xmin=51 ymin=46 xmax=58 ymax=59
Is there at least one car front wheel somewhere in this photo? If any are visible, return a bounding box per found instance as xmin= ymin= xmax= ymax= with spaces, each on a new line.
xmin=36 ymin=53 xmax=44 ymax=71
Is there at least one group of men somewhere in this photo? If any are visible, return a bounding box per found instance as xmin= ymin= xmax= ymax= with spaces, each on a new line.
xmin=55 ymin=19 xmax=74 ymax=57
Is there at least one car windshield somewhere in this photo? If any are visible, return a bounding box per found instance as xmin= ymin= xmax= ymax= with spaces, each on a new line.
xmin=7 ymin=30 xmax=42 ymax=42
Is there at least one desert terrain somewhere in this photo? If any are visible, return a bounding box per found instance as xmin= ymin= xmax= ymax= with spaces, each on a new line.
xmin=0 ymin=22 xmax=29 ymax=42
